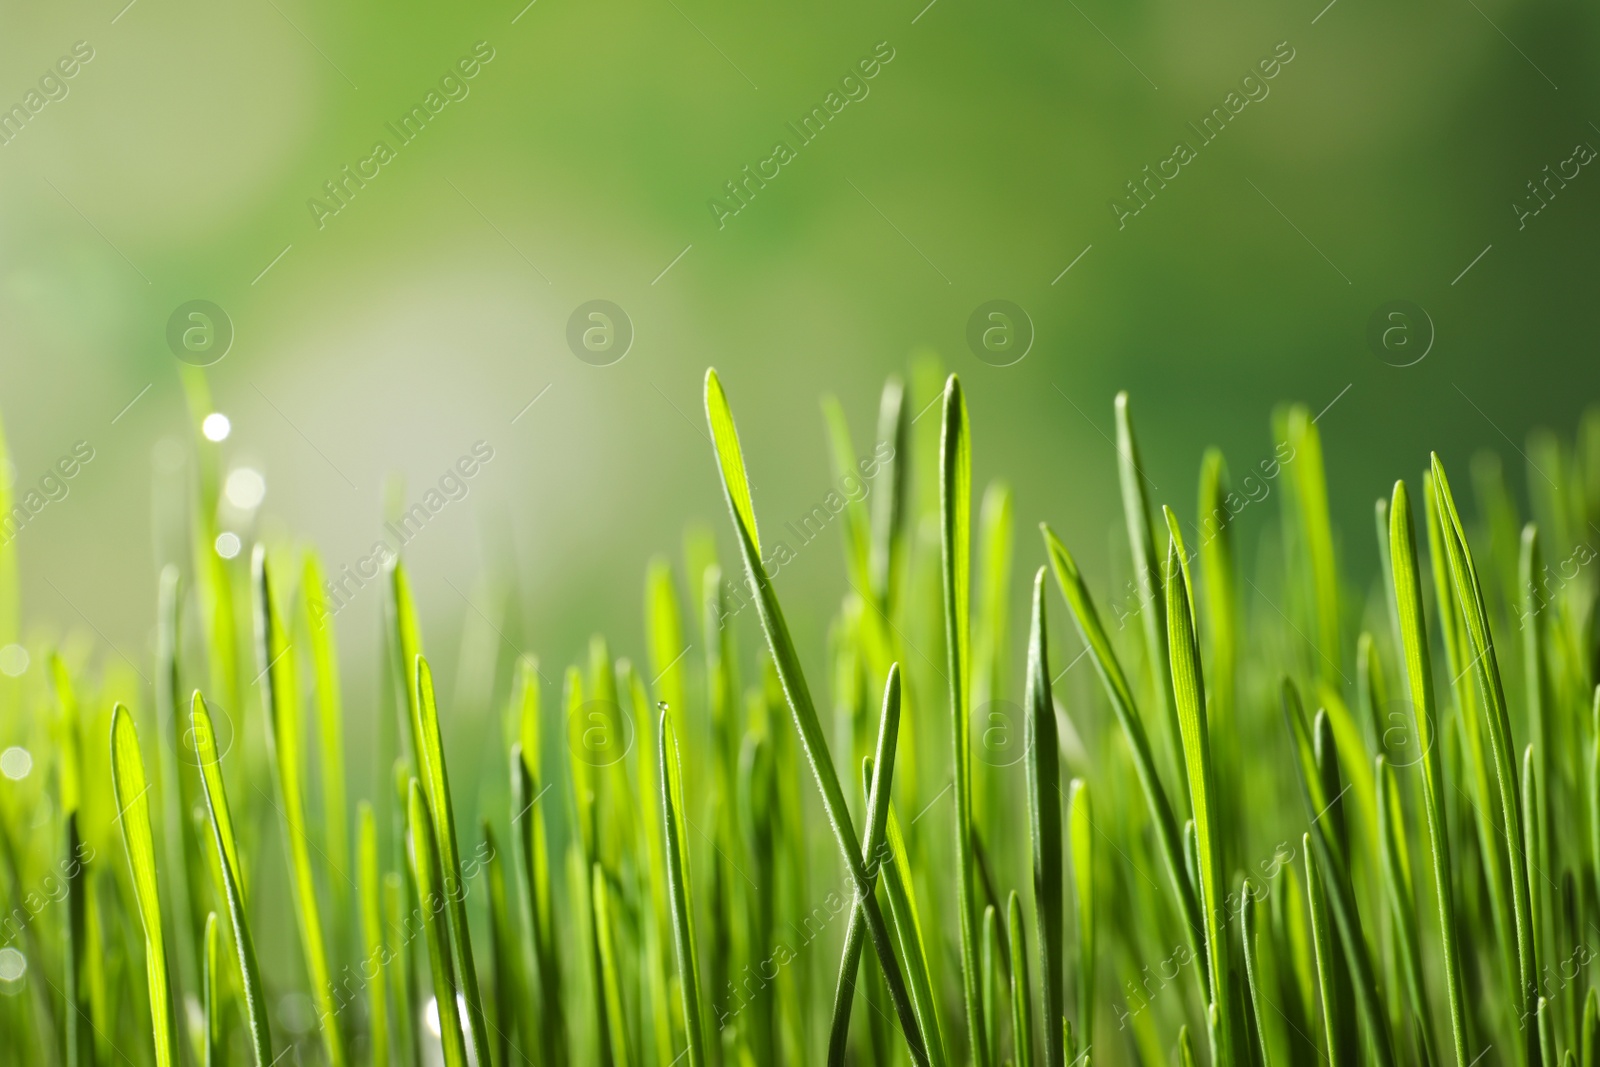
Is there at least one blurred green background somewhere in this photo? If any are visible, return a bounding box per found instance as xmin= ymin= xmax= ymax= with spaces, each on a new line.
xmin=2 ymin=0 xmax=1597 ymax=790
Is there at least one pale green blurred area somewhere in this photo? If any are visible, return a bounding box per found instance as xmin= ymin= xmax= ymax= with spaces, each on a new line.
xmin=1 ymin=0 xmax=1597 ymax=782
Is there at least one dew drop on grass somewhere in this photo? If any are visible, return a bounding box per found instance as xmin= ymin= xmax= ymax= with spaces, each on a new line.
xmin=0 ymin=645 xmax=27 ymax=676
xmin=224 ymin=467 xmax=266 ymax=510
xmin=215 ymin=532 xmax=242 ymax=560
xmin=0 ymin=948 xmax=25 ymax=984
xmin=0 ymin=747 xmax=32 ymax=780
xmin=202 ymin=413 xmax=231 ymax=442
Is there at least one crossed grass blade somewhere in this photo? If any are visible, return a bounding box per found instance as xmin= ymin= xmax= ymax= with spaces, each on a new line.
xmin=826 ymin=663 xmax=905 ymax=1067
xmin=109 ymin=703 xmax=181 ymax=1067
xmin=703 ymin=366 xmax=929 ymax=1065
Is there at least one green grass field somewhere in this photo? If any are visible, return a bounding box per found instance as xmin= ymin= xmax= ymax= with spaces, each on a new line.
xmin=1 ymin=361 xmax=1597 ymax=1067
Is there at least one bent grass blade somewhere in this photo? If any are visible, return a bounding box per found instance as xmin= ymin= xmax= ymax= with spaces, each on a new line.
xmin=704 ymin=367 xmax=929 ymax=1065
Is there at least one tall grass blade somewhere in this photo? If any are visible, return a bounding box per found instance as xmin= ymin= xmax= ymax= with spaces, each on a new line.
xmin=1432 ymin=453 xmax=1538 ymax=1062
xmin=406 ymin=779 xmax=469 ymax=1067
xmin=1114 ymin=393 xmax=1183 ymax=805
xmin=1068 ymin=779 xmax=1095 ymax=1059
xmin=1241 ymin=890 xmax=1271 ymax=1067
xmin=703 ymin=367 xmax=928 ymax=1064
xmin=110 ymin=703 xmax=181 ymax=1067
xmin=411 ymin=655 xmax=493 ymax=1063
xmin=1389 ymin=478 xmax=1469 ymax=1066
xmin=358 ymin=804 xmax=389 ymax=1067
xmin=1162 ymin=513 xmax=1232 ymax=1064
xmin=64 ymin=811 xmax=91 ymax=1067
xmin=303 ymin=550 xmax=352 ymax=936
xmin=1281 ymin=685 xmax=1395 ymax=1066
xmin=1007 ymin=892 xmax=1034 ymax=1067
xmin=940 ymin=373 xmax=989 ymax=1067
xmin=660 ymin=706 xmax=708 ymax=1067
xmin=1023 ymin=568 xmax=1064 ymax=1067
xmin=192 ymin=690 xmax=273 ymax=1065
xmin=203 ymin=912 xmax=221 ymax=1067
xmin=1304 ymin=834 xmax=1348 ymax=1066
xmin=253 ymin=546 xmax=346 ymax=1067
xmin=592 ymin=862 xmax=632 ymax=1067
xmin=1039 ymin=525 xmax=1203 ymax=957
xmin=1376 ymin=757 xmax=1434 ymax=1063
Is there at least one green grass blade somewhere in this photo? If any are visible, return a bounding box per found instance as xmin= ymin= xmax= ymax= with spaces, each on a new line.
xmin=703 ymin=367 xmax=928 ymax=1065
xmin=1068 ymin=779 xmax=1095 ymax=1060
xmin=1281 ymin=405 xmax=1342 ymax=680
xmin=1008 ymin=892 xmax=1035 ymax=1067
xmin=1163 ymin=519 xmax=1232 ymax=1065
xmin=411 ymin=655 xmax=493 ymax=1063
xmin=868 ymin=375 xmax=909 ymax=611
xmin=303 ymin=550 xmax=352 ymax=935
xmin=939 ymin=373 xmax=988 ymax=1067
xmin=406 ymin=779 xmax=469 ymax=1067
xmin=1023 ymin=567 xmax=1065 ymax=1067
xmin=203 ymin=912 xmax=221 ymax=1067
xmin=881 ymin=788 xmax=950 ymax=1067
xmin=385 ymin=871 xmax=419 ymax=1067
xmin=1304 ymin=835 xmax=1348 ymax=1067
xmin=358 ymin=804 xmax=390 ymax=1067
xmin=1389 ymin=478 xmax=1469 ymax=1067
xmin=827 ymin=664 xmax=904 ymax=1067
xmin=110 ymin=703 xmax=181 ymax=1067
xmin=1115 ymin=393 xmax=1183 ymax=806
xmin=193 ymin=690 xmax=273 ymax=1065
xmin=64 ymin=811 xmax=91 ymax=1067
xmin=1432 ymin=453 xmax=1538 ymax=1060
xmin=1241 ymin=890 xmax=1272 ymax=1067
xmin=1376 ymin=757 xmax=1434 ymax=1062
xmin=253 ymin=546 xmax=346 ymax=1067
xmin=592 ymin=863 xmax=632 ymax=1067
xmin=1281 ymin=685 xmax=1396 ymax=1066
xmin=1039 ymin=524 xmax=1204 ymax=956
xmin=982 ymin=904 xmax=1000 ymax=1067
xmin=822 ymin=394 xmax=873 ymax=591
xmin=660 ymin=706 xmax=708 ymax=1067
